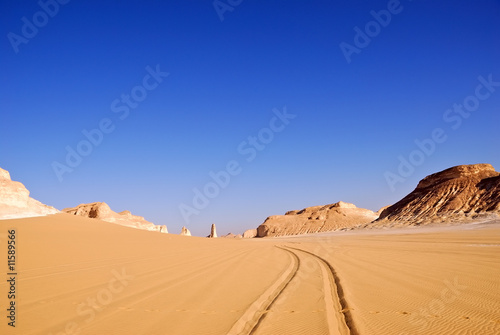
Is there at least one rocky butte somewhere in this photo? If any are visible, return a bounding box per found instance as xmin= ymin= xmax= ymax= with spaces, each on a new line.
xmin=0 ymin=167 xmax=59 ymax=219
xmin=376 ymin=163 xmax=500 ymax=225
xmin=63 ymin=202 xmax=168 ymax=233
xmin=256 ymin=201 xmax=378 ymax=237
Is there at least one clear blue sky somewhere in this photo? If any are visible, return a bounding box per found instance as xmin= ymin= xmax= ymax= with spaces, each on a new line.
xmin=1 ymin=0 xmax=499 ymax=236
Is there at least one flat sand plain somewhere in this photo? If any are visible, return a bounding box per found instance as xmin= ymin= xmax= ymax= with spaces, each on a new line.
xmin=1 ymin=214 xmax=499 ymax=334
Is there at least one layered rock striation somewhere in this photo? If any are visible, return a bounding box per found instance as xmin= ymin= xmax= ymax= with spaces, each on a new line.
xmin=256 ymin=201 xmax=378 ymax=237
xmin=378 ymin=164 xmax=500 ymax=224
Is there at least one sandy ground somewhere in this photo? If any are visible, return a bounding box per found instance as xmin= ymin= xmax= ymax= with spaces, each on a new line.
xmin=1 ymin=214 xmax=499 ymax=334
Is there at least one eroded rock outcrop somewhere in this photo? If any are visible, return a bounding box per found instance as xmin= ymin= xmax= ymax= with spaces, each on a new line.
xmin=0 ymin=167 xmax=59 ymax=219
xmin=376 ymin=205 xmax=391 ymax=217
xmin=377 ymin=164 xmax=500 ymax=225
xmin=208 ymin=223 xmax=217 ymax=238
xmin=257 ymin=201 xmax=378 ymax=237
xmin=181 ymin=226 xmax=192 ymax=236
xmin=243 ymin=229 xmax=257 ymax=238
xmin=63 ymin=202 xmax=167 ymax=233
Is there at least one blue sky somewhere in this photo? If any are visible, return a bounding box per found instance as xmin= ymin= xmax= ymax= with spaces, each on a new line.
xmin=1 ymin=0 xmax=499 ymax=236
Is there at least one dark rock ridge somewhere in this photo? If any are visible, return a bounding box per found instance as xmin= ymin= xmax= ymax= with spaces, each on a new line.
xmin=378 ymin=164 xmax=500 ymax=224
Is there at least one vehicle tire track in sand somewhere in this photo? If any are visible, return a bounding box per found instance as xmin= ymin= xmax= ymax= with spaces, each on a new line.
xmin=227 ymin=246 xmax=300 ymax=335
xmin=286 ymin=246 xmax=356 ymax=335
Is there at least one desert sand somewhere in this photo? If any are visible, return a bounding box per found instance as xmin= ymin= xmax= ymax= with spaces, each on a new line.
xmin=1 ymin=214 xmax=499 ymax=335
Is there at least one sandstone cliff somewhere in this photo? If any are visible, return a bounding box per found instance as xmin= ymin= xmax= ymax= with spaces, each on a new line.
xmin=377 ymin=164 xmax=500 ymax=225
xmin=0 ymin=167 xmax=59 ymax=219
xmin=256 ymin=201 xmax=378 ymax=237
xmin=63 ymin=202 xmax=167 ymax=233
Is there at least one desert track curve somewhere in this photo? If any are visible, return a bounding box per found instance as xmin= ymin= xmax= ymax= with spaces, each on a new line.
xmin=227 ymin=246 xmax=300 ymax=335
xmin=286 ymin=246 xmax=357 ymax=335
xmin=229 ymin=245 xmax=356 ymax=335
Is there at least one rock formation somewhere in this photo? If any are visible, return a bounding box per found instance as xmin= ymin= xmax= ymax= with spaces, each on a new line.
xmin=63 ymin=202 xmax=167 ymax=233
xmin=180 ymin=226 xmax=192 ymax=236
xmin=243 ymin=229 xmax=257 ymax=238
xmin=376 ymin=205 xmax=391 ymax=217
xmin=221 ymin=233 xmax=243 ymax=238
xmin=256 ymin=201 xmax=378 ymax=237
xmin=377 ymin=163 xmax=500 ymax=225
xmin=0 ymin=167 xmax=59 ymax=219
xmin=209 ymin=223 xmax=217 ymax=238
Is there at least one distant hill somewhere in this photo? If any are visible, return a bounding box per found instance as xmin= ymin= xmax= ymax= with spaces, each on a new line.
xmin=376 ymin=164 xmax=500 ymax=225
xmin=256 ymin=201 xmax=377 ymax=237
xmin=63 ymin=202 xmax=168 ymax=233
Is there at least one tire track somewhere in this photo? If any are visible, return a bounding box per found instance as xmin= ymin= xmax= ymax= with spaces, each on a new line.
xmin=235 ymin=245 xmax=355 ymax=335
xmin=227 ymin=246 xmax=300 ymax=335
xmin=286 ymin=246 xmax=357 ymax=335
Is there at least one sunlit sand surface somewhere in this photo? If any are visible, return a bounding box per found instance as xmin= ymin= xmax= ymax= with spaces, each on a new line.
xmin=1 ymin=214 xmax=499 ymax=334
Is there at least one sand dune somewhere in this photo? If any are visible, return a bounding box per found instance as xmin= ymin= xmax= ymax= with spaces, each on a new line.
xmin=1 ymin=214 xmax=499 ymax=334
